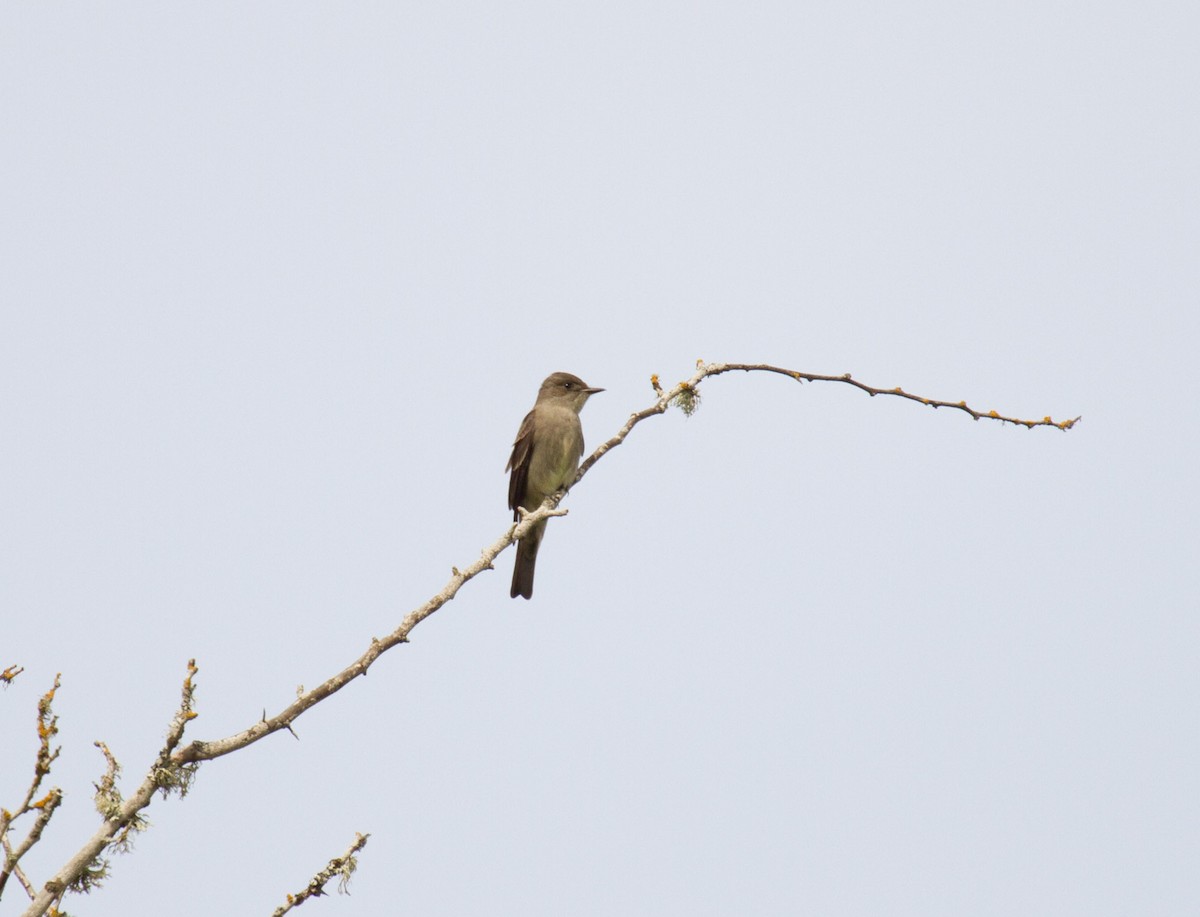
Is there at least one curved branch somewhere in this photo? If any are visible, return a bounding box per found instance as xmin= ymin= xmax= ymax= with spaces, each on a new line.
xmin=23 ymin=359 xmax=1078 ymax=916
xmin=701 ymin=361 xmax=1081 ymax=429
xmin=578 ymin=360 xmax=1076 ymax=492
xmin=142 ymin=362 xmax=1087 ymax=773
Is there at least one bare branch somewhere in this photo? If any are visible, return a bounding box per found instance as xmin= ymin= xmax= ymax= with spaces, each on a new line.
xmin=1 ymin=675 xmax=64 ymax=903
xmin=170 ymin=361 xmax=1076 ymax=773
xmin=21 ymin=662 xmax=200 ymax=917
xmin=169 ymin=504 xmax=568 ymax=767
xmin=26 ymin=676 xmax=62 ymax=812
xmin=271 ymin=832 xmax=370 ymax=916
xmin=0 ymin=790 xmax=62 ymax=901
xmin=19 ymin=360 xmax=1076 ymax=916
xmin=579 ymin=360 xmax=1077 ymax=484
xmin=703 ymin=361 xmax=1080 ymax=429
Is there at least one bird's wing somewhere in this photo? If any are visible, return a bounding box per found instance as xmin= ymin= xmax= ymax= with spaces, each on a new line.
xmin=506 ymin=409 xmax=535 ymax=517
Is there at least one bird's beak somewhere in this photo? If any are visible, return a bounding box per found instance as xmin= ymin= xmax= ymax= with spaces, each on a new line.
xmin=584 ymin=386 xmax=605 ymax=395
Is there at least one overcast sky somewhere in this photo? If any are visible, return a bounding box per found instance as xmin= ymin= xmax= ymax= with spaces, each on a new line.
xmin=2 ymin=3 xmax=1197 ymax=915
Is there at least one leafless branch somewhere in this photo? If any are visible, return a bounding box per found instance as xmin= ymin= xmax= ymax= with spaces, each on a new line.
xmin=271 ymin=832 xmax=370 ymax=916
xmin=16 ymin=360 xmax=1077 ymax=916
xmin=1 ymin=675 xmax=63 ymax=903
xmin=706 ymin=361 xmax=1079 ymax=428
xmin=168 ymin=362 xmax=1074 ymax=769
xmin=169 ymin=504 xmax=567 ymax=768
xmin=21 ymin=662 xmax=199 ymax=917
xmin=579 ymin=360 xmax=1077 ymax=483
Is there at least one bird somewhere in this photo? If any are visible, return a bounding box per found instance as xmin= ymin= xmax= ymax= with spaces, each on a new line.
xmin=506 ymin=372 xmax=604 ymax=599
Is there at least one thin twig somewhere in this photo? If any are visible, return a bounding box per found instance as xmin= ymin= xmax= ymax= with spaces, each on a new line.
xmin=702 ymin=362 xmax=1080 ymax=429
xmin=0 ymin=675 xmax=63 ymax=903
xmin=271 ymin=832 xmax=370 ymax=916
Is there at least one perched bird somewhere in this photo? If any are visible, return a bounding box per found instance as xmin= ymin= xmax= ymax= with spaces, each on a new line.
xmin=506 ymin=372 xmax=604 ymax=599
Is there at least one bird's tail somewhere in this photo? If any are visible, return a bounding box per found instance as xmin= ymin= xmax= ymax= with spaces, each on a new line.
xmin=510 ymin=527 xmax=542 ymax=599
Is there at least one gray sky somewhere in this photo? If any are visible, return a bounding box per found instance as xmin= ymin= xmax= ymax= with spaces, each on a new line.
xmin=2 ymin=2 xmax=1196 ymax=915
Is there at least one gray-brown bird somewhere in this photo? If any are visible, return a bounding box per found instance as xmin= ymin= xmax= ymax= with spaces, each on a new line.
xmin=506 ymin=372 xmax=604 ymax=599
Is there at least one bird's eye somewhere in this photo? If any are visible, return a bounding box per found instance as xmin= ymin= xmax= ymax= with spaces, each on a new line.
xmin=563 ymin=381 xmax=573 ymax=389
